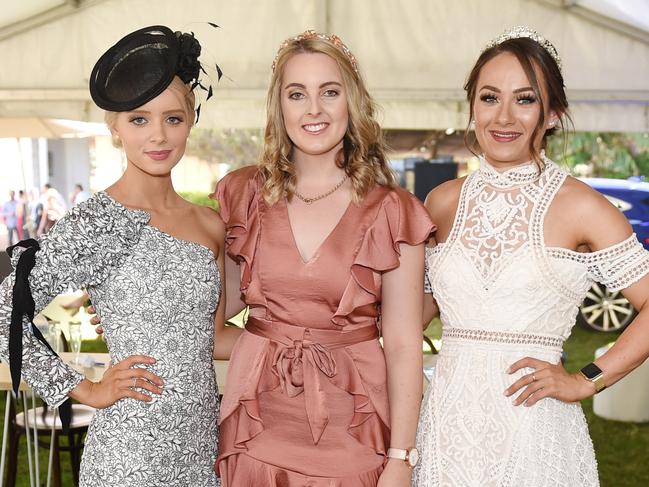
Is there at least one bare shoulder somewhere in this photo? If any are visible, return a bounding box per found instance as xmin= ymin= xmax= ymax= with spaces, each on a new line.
xmin=178 ymin=200 xmax=226 ymax=256
xmin=556 ymin=176 xmax=632 ymax=249
xmin=556 ymin=176 xmax=620 ymax=221
xmin=193 ymin=205 xmax=226 ymax=237
xmin=424 ymin=177 xmax=466 ymax=222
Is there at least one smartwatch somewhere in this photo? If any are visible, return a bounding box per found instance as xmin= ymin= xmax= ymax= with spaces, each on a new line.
xmin=580 ymin=362 xmax=606 ymax=393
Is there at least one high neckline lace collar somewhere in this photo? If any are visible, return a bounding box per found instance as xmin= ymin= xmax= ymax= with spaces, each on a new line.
xmin=478 ymin=151 xmax=555 ymax=189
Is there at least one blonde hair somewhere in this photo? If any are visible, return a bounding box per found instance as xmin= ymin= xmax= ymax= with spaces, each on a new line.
xmin=259 ymin=35 xmax=395 ymax=205
xmin=104 ymin=76 xmax=196 ymax=147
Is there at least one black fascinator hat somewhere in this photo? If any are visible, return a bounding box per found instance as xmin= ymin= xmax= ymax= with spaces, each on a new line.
xmin=90 ymin=25 xmax=206 ymax=112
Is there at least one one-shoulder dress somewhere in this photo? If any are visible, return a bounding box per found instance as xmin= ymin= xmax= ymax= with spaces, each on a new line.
xmin=0 ymin=192 xmax=221 ymax=486
xmin=214 ymin=166 xmax=434 ymax=486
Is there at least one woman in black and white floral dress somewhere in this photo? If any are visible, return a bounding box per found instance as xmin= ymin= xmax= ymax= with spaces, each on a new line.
xmin=0 ymin=26 xmax=232 ymax=486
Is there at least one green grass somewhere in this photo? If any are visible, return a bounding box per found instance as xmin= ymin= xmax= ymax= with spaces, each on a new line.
xmin=564 ymin=327 xmax=649 ymax=487
xmin=425 ymin=319 xmax=649 ymax=486
xmin=1 ymin=338 xmax=107 ymax=486
xmin=5 ymin=329 xmax=649 ymax=486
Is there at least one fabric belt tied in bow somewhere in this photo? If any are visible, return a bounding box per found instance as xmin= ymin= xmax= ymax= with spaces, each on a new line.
xmin=8 ymin=239 xmax=72 ymax=432
xmin=245 ymin=317 xmax=379 ymax=444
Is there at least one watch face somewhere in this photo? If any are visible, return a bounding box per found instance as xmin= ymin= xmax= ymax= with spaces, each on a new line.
xmin=581 ymin=362 xmax=603 ymax=379
xmin=408 ymin=448 xmax=419 ymax=467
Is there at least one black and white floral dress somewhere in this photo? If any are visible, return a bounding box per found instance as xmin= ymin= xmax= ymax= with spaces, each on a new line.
xmin=0 ymin=191 xmax=221 ymax=487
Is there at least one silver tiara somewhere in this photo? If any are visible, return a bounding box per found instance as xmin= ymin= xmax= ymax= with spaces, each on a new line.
xmin=483 ymin=26 xmax=562 ymax=71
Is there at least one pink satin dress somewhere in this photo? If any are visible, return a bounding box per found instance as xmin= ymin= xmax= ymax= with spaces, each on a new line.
xmin=213 ymin=166 xmax=434 ymax=486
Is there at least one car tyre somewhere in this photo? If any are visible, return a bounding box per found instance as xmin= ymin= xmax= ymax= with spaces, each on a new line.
xmin=578 ymin=283 xmax=636 ymax=332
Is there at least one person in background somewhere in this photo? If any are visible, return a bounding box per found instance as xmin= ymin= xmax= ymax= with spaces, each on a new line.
xmin=29 ymin=188 xmax=43 ymax=238
xmin=37 ymin=187 xmax=66 ymax=236
xmin=1 ymin=191 xmax=18 ymax=247
xmin=42 ymin=183 xmax=67 ymax=210
xmin=70 ymin=184 xmax=91 ymax=206
xmin=16 ymin=190 xmax=29 ymax=240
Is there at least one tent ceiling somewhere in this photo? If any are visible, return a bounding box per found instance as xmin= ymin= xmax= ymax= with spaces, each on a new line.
xmin=0 ymin=1 xmax=65 ymax=29
xmin=575 ymin=0 xmax=649 ymax=36
xmin=0 ymin=0 xmax=647 ymax=132
xmin=0 ymin=1 xmax=107 ymax=40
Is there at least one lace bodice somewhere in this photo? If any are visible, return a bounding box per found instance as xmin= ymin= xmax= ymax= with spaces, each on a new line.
xmin=413 ymin=154 xmax=649 ymax=486
xmin=426 ymin=153 xmax=649 ymax=339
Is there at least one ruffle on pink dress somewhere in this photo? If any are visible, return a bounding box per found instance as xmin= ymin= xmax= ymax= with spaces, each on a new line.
xmin=212 ymin=166 xmax=434 ymax=486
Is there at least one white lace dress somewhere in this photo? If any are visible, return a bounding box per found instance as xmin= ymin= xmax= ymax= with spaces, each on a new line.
xmin=413 ymin=155 xmax=649 ymax=487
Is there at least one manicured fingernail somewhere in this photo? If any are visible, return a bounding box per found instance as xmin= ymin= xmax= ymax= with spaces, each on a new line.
xmin=506 ymin=366 xmax=512 ymax=373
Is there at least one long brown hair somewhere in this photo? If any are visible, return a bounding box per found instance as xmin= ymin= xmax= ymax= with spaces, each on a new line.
xmin=259 ymin=34 xmax=395 ymax=205
xmin=464 ymin=37 xmax=571 ymax=167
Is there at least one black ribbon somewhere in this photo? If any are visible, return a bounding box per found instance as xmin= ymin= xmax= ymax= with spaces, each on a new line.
xmin=8 ymin=239 xmax=72 ymax=433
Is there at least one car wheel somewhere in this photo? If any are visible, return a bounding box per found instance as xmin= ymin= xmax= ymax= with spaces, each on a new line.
xmin=578 ymin=283 xmax=636 ymax=332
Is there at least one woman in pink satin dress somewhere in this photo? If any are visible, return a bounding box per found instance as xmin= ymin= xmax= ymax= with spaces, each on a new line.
xmin=213 ymin=31 xmax=434 ymax=486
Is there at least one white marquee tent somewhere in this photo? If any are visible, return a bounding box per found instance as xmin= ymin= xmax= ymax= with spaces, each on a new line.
xmin=0 ymin=0 xmax=647 ymax=132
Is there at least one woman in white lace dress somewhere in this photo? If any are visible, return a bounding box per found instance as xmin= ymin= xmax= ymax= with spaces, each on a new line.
xmin=413 ymin=27 xmax=649 ymax=487
xmin=0 ymin=26 xmax=229 ymax=486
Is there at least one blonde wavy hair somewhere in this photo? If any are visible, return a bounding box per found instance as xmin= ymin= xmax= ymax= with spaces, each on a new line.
xmin=260 ymin=34 xmax=395 ymax=205
xmin=104 ymin=76 xmax=196 ymax=147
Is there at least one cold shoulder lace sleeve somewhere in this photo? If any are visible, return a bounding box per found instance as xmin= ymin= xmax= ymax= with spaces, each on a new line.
xmin=583 ymin=234 xmax=649 ymax=291
xmin=0 ymin=193 xmax=148 ymax=406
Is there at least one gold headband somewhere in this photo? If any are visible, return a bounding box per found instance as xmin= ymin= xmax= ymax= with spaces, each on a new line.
xmin=271 ymin=29 xmax=359 ymax=73
xmin=483 ymin=26 xmax=562 ymax=71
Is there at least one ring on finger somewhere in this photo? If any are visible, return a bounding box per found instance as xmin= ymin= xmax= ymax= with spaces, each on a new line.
xmin=132 ymin=377 xmax=137 ymax=388
xmin=532 ymin=374 xmax=537 ymax=382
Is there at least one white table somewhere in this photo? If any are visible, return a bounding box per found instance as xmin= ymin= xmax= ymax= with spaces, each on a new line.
xmin=593 ymin=343 xmax=649 ymax=423
xmin=0 ymin=352 xmax=110 ymax=487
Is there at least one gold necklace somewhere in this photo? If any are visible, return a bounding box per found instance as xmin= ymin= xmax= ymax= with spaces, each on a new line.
xmin=294 ymin=175 xmax=349 ymax=205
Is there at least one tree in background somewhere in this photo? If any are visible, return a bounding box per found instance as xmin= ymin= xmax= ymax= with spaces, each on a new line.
xmin=180 ymin=128 xmax=263 ymax=208
xmin=184 ymin=128 xmax=649 ymax=182
xmin=185 ymin=128 xmax=263 ymax=174
xmin=548 ymin=132 xmax=649 ymax=179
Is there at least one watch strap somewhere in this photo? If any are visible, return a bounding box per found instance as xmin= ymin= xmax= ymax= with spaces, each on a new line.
xmin=387 ymin=448 xmax=407 ymax=460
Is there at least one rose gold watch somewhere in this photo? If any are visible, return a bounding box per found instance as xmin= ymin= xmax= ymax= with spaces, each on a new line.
xmin=387 ymin=447 xmax=419 ymax=468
